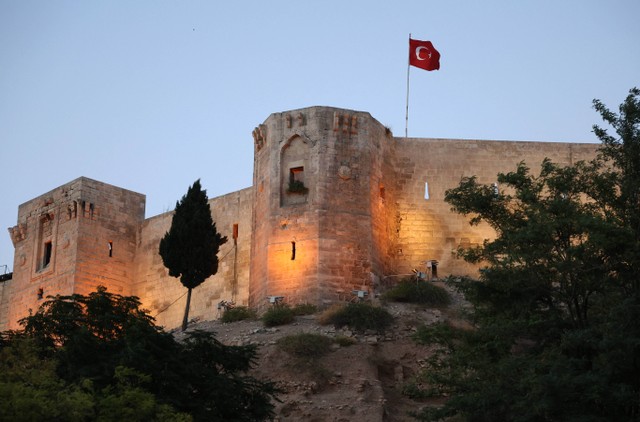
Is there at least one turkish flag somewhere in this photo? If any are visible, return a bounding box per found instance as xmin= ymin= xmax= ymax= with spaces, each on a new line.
xmin=409 ymin=38 xmax=440 ymax=71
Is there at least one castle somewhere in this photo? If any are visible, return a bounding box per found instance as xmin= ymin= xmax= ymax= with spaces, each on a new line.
xmin=1 ymin=106 xmax=598 ymax=330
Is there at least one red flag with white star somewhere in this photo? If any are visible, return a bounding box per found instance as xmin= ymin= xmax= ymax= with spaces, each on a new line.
xmin=409 ymin=38 xmax=440 ymax=71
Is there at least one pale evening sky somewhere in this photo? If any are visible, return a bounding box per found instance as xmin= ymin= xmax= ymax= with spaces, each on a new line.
xmin=1 ymin=1 xmax=639 ymax=272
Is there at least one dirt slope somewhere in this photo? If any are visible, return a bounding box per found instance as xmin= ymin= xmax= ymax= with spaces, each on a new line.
xmin=180 ymin=293 xmax=464 ymax=421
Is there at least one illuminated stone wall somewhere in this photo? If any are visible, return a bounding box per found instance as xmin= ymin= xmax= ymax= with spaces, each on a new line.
xmin=388 ymin=139 xmax=598 ymax=278
xmin=249 ymin=107 xmax=395 ymax=309
xmin=131 ymin=188 xmax=252 ymax=329
xmin=315 ymin=110 xmax=390 ymax=302
xmin=249 ymin=109 xmax=323 ymax=308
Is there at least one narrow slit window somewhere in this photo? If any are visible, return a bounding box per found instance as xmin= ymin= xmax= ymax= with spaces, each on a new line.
xmin=42 ymin=241 xmax=52 ymax=268
xmin=108 ymin=241 xmax=113 ymax=257
xmin=424 ymin=181 xmax=430 ymax=200
xmin=291 ymin=241 xmax=296 ymax=260
xmin=233 ymin=223 xmax=239 ymax=241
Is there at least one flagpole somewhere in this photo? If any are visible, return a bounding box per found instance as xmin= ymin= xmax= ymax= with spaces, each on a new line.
xmin=405 ymin=33 xmax=411 ymax=139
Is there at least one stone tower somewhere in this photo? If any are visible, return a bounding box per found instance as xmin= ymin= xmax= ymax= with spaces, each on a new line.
xmin=3 ymin=177 xmax=145 ymax=329
xmin=249 ymin=107 xmax=393 ymax=308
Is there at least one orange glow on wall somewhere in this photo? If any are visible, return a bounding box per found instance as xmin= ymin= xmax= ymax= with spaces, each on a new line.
xmin=265 ymin=239 xmax=319 ymax=303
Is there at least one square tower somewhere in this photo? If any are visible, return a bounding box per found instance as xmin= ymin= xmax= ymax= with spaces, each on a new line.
xmin=4 ymin=177 xmax=145 ymax=329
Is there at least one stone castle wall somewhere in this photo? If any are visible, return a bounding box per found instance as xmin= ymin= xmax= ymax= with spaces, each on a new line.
xmin=0 ymin=279 xmax=8 ymax=329
xmin=315 ymin=110 xmax=388 ymax=302
xmin=387 ymin=139 xmax=598 ymax=278
xmin=131 ymin=188 xmax=253 ymax=329
xmin=1 ymin=106 xmax=600 ymax=331
xmin=249 ymin=109 xmax=323 ymax=308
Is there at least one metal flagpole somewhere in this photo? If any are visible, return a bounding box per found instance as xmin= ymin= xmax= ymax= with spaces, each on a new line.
xmin=405 ymin=33 xmax=411 ymax=139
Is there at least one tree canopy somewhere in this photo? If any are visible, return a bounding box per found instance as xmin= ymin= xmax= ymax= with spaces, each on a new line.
xmin=159 ymin=179 xmax=227 ymax=331
xmin=412 ymin=88 xmax=640 ymax=421
xmin=0 ymin=287 xmax=276 ymax=421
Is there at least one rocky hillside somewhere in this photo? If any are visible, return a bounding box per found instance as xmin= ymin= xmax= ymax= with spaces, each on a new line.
xmin=178 ymin=282 xmax=467 ymax=422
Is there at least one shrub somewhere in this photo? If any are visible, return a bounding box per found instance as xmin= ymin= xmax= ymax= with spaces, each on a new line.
xmin=402 ymin=380 xmax=430 ymax=399
xmin=325 ymin=303 xmax=393 ymax=333
xmin=383 ymin=279 xmax=451 ymax=306
xmin=277 ymin=333 xmax=334 ymax=388
xmin=317 ymin=303 xmax=347 ymax=326
xmin=286 ymin=180 xmax=309 ymax=194
xmin=276 ymin=333 xmax=333 ymax=358
xmin=291 ymin=303 xmax=318 ymax=316
xmin=334 ymin=335 xmax=357 ymax=347
xmin=262 ymin=304 xmax=295 ymax=327
xmin=221 ymin=306 xmax=256 ymax=323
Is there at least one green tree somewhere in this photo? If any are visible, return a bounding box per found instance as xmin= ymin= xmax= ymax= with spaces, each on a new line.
xmin=0 ymin=338 xmax=95 ymax=421
xmin=0 ymin=287 xmax=277 ymax=422
xmin=159 ymin=179 xmax=227 ymax=331
xmin=412 ymin=88 xmax=640 ymax=421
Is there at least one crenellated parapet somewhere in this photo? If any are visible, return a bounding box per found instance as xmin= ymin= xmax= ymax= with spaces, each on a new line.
xmin=8 ymin=224 xmax=26 ymax=246
xmin=332 ymin=111 xmax=358 ymax=135
xmin=252 ymin=124 xmax=267 ymax=151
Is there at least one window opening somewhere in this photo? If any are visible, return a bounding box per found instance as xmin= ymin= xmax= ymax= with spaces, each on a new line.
xmin=290 ymin=167 xmax=304 ymax=184
xmin=37 ymin=288 xmax=44 ymax=300
xmin=424 ymin=181 xmax=430 ymax=200
xmin=287 ymin=167 xmax=307 ymax=194
xmin=108 ymin=241 xmax=113 ymax=257
xmin=291 ymin=241 xmax=296 ymax=260
xmin=42 ymin=241 xmax=52 ymax=269
xmin=233 ymin=223 xmax=239 ymax=241
xmin=426 ymin=260 xmax=439 ymax=280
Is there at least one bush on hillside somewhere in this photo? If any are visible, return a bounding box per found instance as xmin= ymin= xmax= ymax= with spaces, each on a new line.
xmin=383 ymin=279 xmax=451 ymax=306
xmin=291 ymin=303 xmax=318 ymax=316
xmin=276 ymin=333 xmax=333 ymax=358
xmin=262 ymin=304 xmax=295 ymax=327
xmin=324 ymin=302 xmax=393 ymax=333
xmin=221 ymin=306 xmax=256 ymax=323
xmin=317 ymin=303 xmax=347 ymax=326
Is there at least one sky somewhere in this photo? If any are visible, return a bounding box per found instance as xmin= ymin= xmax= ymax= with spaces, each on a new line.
xmin=1 ymin=1 xmax=639 ymax=273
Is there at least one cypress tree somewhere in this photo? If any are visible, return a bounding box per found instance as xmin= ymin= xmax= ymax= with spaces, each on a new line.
xmin=159 ymin=180 xmax=227 ymax=331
